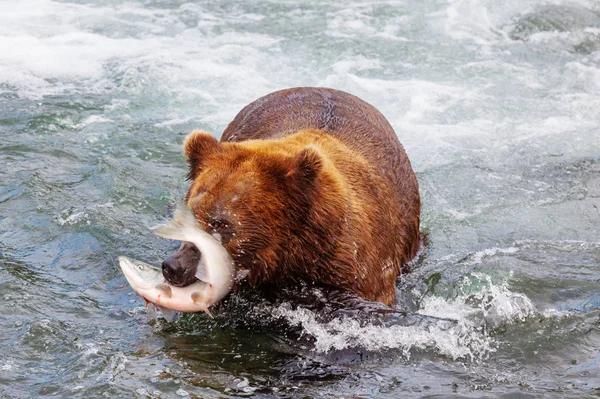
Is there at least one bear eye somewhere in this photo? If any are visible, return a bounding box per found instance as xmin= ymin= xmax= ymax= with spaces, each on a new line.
xmin=209 ymin=219 xmax=230 ymax=231
xmin=207 ymin=218 xmax=235 ymax=245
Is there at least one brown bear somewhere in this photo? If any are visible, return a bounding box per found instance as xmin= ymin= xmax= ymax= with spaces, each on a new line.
xmin=161 ymin=87 xmax=420 ymax=306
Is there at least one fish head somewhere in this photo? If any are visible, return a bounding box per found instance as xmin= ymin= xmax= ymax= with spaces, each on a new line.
xmin=153 ymin=203 xmax=235 ymax=290
xmin=118 ymin=256 xmax=164 ymax=291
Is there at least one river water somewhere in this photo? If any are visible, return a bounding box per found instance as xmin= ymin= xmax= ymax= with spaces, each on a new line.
xmin=1 ymin=0 xmax=599 ymax=398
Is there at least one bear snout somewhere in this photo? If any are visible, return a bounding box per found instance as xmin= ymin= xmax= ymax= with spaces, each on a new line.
xmin=161 ymin=243 xmax=201 ymax=287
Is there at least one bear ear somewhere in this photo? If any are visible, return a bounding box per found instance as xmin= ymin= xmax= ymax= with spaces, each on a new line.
xmin=289 ymin=145 xmax=323 ymax=184
xmin=183 ymin=130 xmax=222 ymax=180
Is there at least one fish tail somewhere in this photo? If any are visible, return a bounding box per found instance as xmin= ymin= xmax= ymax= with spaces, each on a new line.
xmin=151 ymin=201 xmax=202 ymax=240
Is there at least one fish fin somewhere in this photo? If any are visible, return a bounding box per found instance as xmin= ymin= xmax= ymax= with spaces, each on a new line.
xmin=151 ymin=201 xmax=202 ymax=240
xmin=202 ymin=307 xmax=213 ymax=318
xmin=194 ymin=258 xmax=210 ymax=283
xmin=157 ymin=306 xmax=178 ymax=322
xmin=191 ymin=291 xmax=202 ymax=303
xmin=190 ymin=292 xmax=213 ymax=317
xmin=189 ymin=289 xmax=215 ymax=317
xmin=235 ymin=269 xmax=249 ymax=282
xmin=146 ymin=303 xmax=157 ymax=322
xmin=155 ymin=283 xmax=173 ymax=298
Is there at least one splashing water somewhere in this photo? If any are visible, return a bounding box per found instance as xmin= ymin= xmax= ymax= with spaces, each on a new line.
xmin=272 ymin=304 xmax=490 ymax=360
xmin=271 ymin=271 xmax=537 ymax=361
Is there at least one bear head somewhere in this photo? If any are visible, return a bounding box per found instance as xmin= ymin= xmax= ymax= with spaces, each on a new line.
xmin=161 ymin=130 xmax=341 ymax=289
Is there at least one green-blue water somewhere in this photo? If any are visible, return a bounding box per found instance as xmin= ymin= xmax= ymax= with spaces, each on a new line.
xmin=1 ymin=0 xmax=599 ymax=397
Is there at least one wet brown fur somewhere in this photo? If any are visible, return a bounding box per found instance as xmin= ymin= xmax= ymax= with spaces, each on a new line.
xmin=173 ymin=87 xmax=420 ymax=305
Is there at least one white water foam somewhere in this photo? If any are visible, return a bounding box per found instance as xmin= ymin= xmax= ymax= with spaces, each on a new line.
xmin=326 ymin=8 xmax=410 ymax=41
xmin=0 ymin=0 xmax=284 ymax=115
xmin=1 ymin=361 xmax=14 ymax=372
xmin=55 ymin=210 xmax=90 ymax=226
xmin=273 ymin=268 xmax=537 ymax=360
xmin=442 ymin=0 xmax=529 ymax=44
xmin=99 ymin=352 xmax=128 ymax=384
xmin=422 ymin=272 xmax=537 ymax=328
xmin=273 ymin=302 xmax=494 ymax=361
